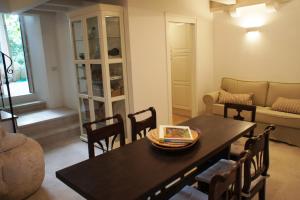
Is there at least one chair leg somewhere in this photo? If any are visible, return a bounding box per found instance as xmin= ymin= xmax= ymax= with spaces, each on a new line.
xmin=259 ymin=182 xmax=266 ymax=200
xmin=242 ymin=196 xmax=251 ymax=200
xmin=197 ymin=181 xmax=209 ymax=194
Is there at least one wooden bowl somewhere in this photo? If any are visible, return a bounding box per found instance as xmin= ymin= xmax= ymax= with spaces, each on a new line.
xmin=146 ymin=129 xmax=201 ymax=151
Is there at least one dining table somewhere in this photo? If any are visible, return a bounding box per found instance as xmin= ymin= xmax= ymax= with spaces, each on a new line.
xmin=56 ymin=115 xmax=256 ymax=200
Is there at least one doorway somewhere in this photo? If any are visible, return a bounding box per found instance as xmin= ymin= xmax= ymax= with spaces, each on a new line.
xmin=166 ymin=15 xmax=197 ymax=124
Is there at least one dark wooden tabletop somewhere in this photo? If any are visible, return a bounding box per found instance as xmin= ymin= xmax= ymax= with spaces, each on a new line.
xmin=56 ymin=115 xmax=256 ymax=200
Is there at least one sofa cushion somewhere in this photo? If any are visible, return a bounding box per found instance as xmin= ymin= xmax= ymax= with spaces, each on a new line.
xmin=212 ymin=104 xmax=300 ymax=129
xmin=266 ymin=82 xmax=300 ymax=107
xmin=221 ymin=78 xmax=268 ymax=106
xmin=272 ymin=97 xmax=300 ymax=114
xmin=218 ymin=90 xmax=253 ymax=105
xmin=256 ymin=107 xmax=300 ymax=129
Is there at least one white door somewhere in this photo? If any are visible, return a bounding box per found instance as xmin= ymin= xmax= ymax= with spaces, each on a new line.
xmin=169 ymin=22 xmax=195 ymax=117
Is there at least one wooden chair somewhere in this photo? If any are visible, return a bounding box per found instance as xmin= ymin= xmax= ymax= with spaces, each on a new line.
xmin=128 ymin=107 xmax=156 ymax=141
xmin=170 ymin=153 xmax=248 ymax=200
xmin=196 ymin=125 xmax=275 ymax=200
xmin=230 ymin=124 xmax=275 ymax=160
xmin=83 ymin=114 xmax=126 ymax=158
xmin=224 ymin=103 xmax=257 ymax=159
xmin=224 ymin=103 xmax=257 ymax=137
xmin=240 ymin=125 xmax=275 ymax=200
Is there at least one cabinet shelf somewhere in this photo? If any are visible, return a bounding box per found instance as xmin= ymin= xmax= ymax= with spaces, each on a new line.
xmin=110 ymin=76 xmax=122 ymax=81
xmin=111 ymin=95 xmax=125 ymax=102
xmin=88 ymin=37 xmax=101 ymax=40
xmin=108 ymin=58 xmax=122 ymax=63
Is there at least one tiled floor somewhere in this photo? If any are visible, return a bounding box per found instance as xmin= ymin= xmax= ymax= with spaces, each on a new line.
xmin=26 ymin=134 xmax=300 ymax=200
xmin=26 ymin=134 xmax=86 ymax=200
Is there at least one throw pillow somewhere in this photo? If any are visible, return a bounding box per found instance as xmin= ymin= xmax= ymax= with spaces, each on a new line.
xmin=218 ymin=90 xmax=254 ymax=105
xmin=271 ymin=97 xmax=300 ymax=114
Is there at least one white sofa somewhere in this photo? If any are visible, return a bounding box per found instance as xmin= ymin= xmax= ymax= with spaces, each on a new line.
xmin=203 ymin=77 xmax=300 ymax=147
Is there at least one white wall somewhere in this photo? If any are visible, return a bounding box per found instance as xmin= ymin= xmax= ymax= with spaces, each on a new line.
xmin=213 ymin=1 xmax=300 ymax=89
xmin=125 ymin=0 xmax=214 ymax=124
xmin=55 ymin=13 xmax=78 ymax=110
xmin=23 ymin=15 xmax=50 ymax=105
xmin=39 ymin=12 xmax=64 ymax=108
xmin=25 ymin=12 xmax=78 ymax=109
xmin=24 ymin=12 xmax=77 ymax=109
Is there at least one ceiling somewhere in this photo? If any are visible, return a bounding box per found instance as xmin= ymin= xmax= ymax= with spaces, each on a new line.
xmin=210 ymin=0 xmax=291 ymax=12
xmin=2 ymin=0 xmax=292 ymax=14
xmin=2 ymin=0 xmax=122 ymax=13
xmin=29 ymin=0 xmax=122 ymax=13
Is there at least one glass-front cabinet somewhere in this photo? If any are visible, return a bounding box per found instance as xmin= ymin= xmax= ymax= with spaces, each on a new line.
xmin=69 ymin=4 xmax=128 ymax=140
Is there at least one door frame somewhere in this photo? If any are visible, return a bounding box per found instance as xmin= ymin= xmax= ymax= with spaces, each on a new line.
xmin=165 ymin=13 xmax=198 ymax=123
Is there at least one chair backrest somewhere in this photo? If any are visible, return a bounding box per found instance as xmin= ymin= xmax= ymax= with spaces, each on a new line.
xmin=224 ymin=103 xmax=256 ymax=122
xmin=242 ymin=125 xmax=276 ymax=193
xmin=209 ymin=152 xmax=249 ymax=200
xmin=83 ymin=114 xmax=126 ymax=159
xmin=128 ymin=107 xmax=156 ymax=141
xmin=224 ymin=103 xmax=256 ymax=136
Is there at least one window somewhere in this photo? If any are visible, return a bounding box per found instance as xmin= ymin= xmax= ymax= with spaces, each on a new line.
xmin=0 ymin=14 xmax=32 ymax=97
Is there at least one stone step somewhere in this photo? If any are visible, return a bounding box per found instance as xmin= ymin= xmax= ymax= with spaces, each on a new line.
xmin=35 ymin=123 xmax=80 ymax=147
xmin=16 ymin=108 xmax=80 ymax=140
xmin=5 ymin=100 xmax=47 ymax=115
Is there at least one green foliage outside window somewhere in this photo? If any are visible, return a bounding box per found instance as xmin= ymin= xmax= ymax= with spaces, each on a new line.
xmin=4 ymin=14 xmax=28 ymax=82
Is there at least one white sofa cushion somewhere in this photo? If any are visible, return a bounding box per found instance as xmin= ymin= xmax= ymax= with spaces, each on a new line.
xmin=221 ymin=78 xmax=268 ymax=107
xmin=266 ymin=82 xmax=300 ymax=107
xmin=272 ymin=97 xmax=300 ymax=114
xmin=212 ymin=104 xmax=300 ymax=129
xmin=218 ymin=90 xmax=253 ymax=105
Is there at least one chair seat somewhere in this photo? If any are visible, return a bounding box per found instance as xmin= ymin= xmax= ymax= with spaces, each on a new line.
xmin=170 ymin=186 xmax=208 ymax=200
xmin=246 ymin=175 xmax=268 ymax=196
xmin=195 ymin=159 xmax=236 ymax=184
xmin=230 ymin=137 xmax=248 ymax=160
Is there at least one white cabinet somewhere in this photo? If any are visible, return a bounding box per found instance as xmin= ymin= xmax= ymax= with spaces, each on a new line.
xmin=69 ymin=4 xmax=129 ymax=139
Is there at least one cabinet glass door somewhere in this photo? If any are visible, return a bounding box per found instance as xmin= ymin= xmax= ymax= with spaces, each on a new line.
xmin=79 ymin=98 xmax=90 ymax=124
xmin=109 ymin=63 xmax=124 ymax=97
xmin=105 ymin=16 xmax=122 ymax=59
xmin=112 ymin=100 xmax=126 ymax=129
xmin=93 ymin=100 xmax=106 ymax=121
xmin=93 ymin=100 xmax=106 ymax=128
xmin=76 ymin=64 xmax=88 ymax=95
xmin=91 ymin=64 xmax=104 ymax=97
xmin=71 ymin=20 xmax=85 ymax=60
xmin=87 ymin=17 xmax=101 ymax=59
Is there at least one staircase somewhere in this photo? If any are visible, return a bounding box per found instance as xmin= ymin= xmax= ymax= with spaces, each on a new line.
xmin=9 ymin=100 xmax=47 ymax=114
xmin=15 ymin=101 xmax=80 ymax=145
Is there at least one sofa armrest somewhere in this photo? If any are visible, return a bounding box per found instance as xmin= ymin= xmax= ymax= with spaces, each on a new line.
xmin=203 ymin=91 xmax=219 ymax=114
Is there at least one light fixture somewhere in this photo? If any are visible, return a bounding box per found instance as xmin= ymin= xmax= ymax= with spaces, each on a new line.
xmin=246 ymin=27 xmax=261 ymax=41
xmin=229 ymin=8 xmax=240 ymax=18
xmin=246 ymin=27 xmax=260 ymax=33
xmin=265 ymin=2 xmax=279 ymax=13
xmin=211 ymin=0 xmax=236 ymax=5
xmin=230 ymin=3 xmax=278 ymax=29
